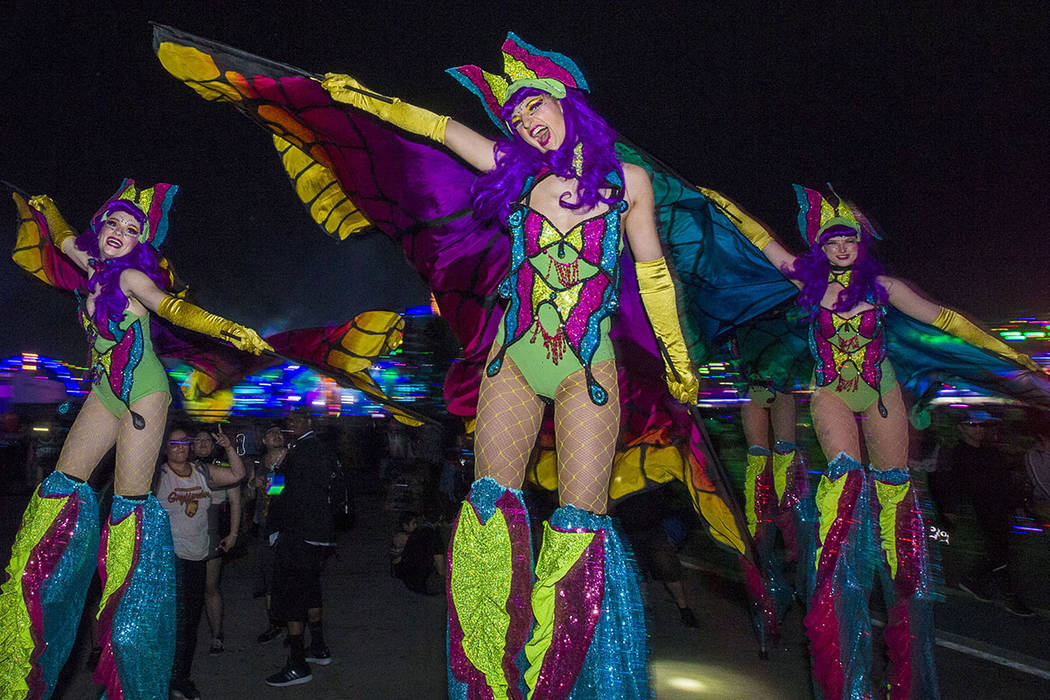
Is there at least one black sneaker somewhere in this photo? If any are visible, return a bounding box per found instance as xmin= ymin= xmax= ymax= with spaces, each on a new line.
xmin=170 ymin=677 xmax=201 ymax=699
xmin=257 ymin=624 xmax=283 ymax=644
xmin=1004 ymin=595 xmax=1036 ymax=618
xmin=305 ymin=645 xmax=332 ymax=666
xmin=265 ymin=661 xmax=313 ymax=687
xmin=678 ymin=606 xmax=700 ymax=629
xmin=958 ymin=576 xmax=994 ymax=602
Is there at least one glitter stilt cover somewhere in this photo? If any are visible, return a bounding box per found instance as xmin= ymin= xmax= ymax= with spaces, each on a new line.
xmin=93 ymin=495 xmax=176 ymax=700
xmin=0 ymin=472 xmax=99 ymax=700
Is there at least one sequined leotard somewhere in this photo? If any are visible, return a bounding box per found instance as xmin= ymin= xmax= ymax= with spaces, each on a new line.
xmin=486 ymin=171 xmax=626 ymax=405
xmin=80 ymin=300 xmax=170 ymax=417
xmin=809 ymin=300 xmax=896 ymax=417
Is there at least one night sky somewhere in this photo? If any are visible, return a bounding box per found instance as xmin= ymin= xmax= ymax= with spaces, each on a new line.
xmin=2 ymin=1 xmax=1047 ymax=364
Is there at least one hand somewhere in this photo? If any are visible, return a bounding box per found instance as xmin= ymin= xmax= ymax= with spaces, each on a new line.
xmin=321 ymin=73 xmax=365 ymax=103
xmin=218 ymin=532 xmax=238 ymax=552
xmin=28 ymin=194 xmax=59 ymax=214
xmin=213 ymin=424 xmax=232 ymax=450
xmin=227 ymin=326 xmax=274 ymax=356
xmin=666 ymin=369 xmax=699 ymax=404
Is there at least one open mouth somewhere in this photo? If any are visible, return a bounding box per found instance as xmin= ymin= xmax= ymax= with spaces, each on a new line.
xmin=530 ymin=125 xmax=550 ymax=146
xmin=105 ymin=237 xmax=123 ymax=249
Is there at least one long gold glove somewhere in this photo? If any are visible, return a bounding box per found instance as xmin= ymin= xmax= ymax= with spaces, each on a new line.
xmin=698 ymin=187 xmax=773 ymax=251
xmin=321 ymin=73 xmax=449 ymax=144
xmin=932 ymin=307 xmax=1041 ymax=372
xmin=28 ymin=195 xmax=77 ymax=252
xmin=156 ymin=296 xmax=273 ymax=356
xmin=635 ymin=257 xmax=700 ymax=403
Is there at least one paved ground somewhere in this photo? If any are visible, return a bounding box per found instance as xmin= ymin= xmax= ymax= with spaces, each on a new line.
xmin=3 ymin=481 xmax=1050 ymax=699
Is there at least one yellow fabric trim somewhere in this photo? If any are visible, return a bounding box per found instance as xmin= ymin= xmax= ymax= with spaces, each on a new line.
xmin=273 ymin=135 xmax=372 ymax=241
xmin=449 ymin=506 xmax=514 ymax=698
xmin=156 ymin=42 xmax=242 ymax=103
xmin=771 ymin=450 xmax=795 ymax=503
xmin=0 ymin=491 xmax=66 ymax=697
xmin=524 ymin=523 xmax=595 ymax=696
xmin=814 ymin=472 xmax=848 ymax=570
xmin=97 ymin=514 xmax=137 ymax=621
xmin=875 ymin=480 xmax=910 ymax=579
xmin=744 ymin=452 xmax=767 ymax=537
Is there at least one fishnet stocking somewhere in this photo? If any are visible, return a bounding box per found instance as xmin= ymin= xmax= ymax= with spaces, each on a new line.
xmin=56 ymin=392 xmax=120 ymax=481
xmin=810 ymin=387 xmax=862 ymax=464
xmin=113 ymin=392 xmax=170 ymax=496
xmin=553 ymin=360 xmax=620 ymax=514
xmin=474 ymin=356 xmax=545 ymax=490
xmin=860 ymin=385 xmax=908 ymax=471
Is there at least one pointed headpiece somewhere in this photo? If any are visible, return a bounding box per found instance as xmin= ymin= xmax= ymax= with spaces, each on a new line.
xmin=92 ymin=178 xmax=179 ymax=248
xmin=793 ymin=184 xmax=881 ymax=247
xmin=446 ymin=32 xmax=589 ymax=136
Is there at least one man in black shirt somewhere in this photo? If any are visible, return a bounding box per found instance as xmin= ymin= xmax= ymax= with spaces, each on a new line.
xmin=265 ymin=408 xmax=338 ymax=686
xmin=935 ymin=409 xmax=1033 ymax=616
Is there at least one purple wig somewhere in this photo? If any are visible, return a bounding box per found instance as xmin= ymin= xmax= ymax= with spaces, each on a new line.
xmin=76 ymin=200 xmax=171 ymax=335
xmin=788 ymin=226 xmax=888 ymax=316
xmin=470 ymin=87 xmax=624 ymax=222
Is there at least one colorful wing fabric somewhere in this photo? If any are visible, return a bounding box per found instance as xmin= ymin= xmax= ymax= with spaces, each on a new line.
xmin=176 ymin=311 xmax=425 ymax=425
xmin=12 ymin=193 xmax=90 ymax=291
xmin=153 ymin=24 xmax=504 ymax=420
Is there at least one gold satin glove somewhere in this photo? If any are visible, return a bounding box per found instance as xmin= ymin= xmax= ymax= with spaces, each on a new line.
xmin=156 ymin=296 xmax=273 ymax=356
xmin=28 ymin=194 xmax=76 ymax=252
xmin=635 ymin=257 xmax=700 ymax=403
xmin=698 ymin=187 xmax=773 ymax=251
xmin=932 ymin=307 xmax=1042 ymax=372
xmin=321 ymin=73 xmax=449 ymax=144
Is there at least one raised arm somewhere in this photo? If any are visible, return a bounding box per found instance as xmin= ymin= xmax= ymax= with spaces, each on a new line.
xmin=207 ymin=425 xmax=246 ymax=486
xmin=623 ymin=164 xmax=699 ymax=403
xmin=121 ymin=270 xmax=273 ymax=355
xmin=883 ymin=275 xmax=1042 ymax=372
xmin=322 ymin=73 xmax=497 ymax=172
xmin=698 ymin=188 xmax=801 ymax=288
xmin=27 ymin=195 xmax=91 ymax=273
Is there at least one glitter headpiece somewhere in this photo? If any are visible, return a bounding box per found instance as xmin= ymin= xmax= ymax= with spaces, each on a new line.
xmin=92 ymin=178 xmax=179 ymax=248
xmin=447 ymin=32 xmax=589 ymax=136
xmin=793 ymin=183 xmax=881 ymax=248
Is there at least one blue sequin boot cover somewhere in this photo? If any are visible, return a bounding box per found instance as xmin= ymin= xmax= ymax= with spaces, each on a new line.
xmin=447 ymin=477 xmax=534 ymax=700
xmin=523 ymin=505 xmax=649 ymax=700
xmin=803 ymin=453 xmax=878 ymax=700
xmin=93 ymin=495 xmax=176 ymax=700
xmin=871 ymin=467 xmax=939 ymax=700
xmin=0 ymin=471 xmax=99 ymax=700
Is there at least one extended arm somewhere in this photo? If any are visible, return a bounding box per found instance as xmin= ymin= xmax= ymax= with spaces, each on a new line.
xmin=624 ymin=165 xmax=699 ymax=403
xmin=122 ymin=270 xmax=273 ymax=355
xmin=206 ymin=426 xmax=247 ymax=486
xmin=322 ymin=73 xmax=498 ymax=172
xmin=698 ymin=188 xmax=801 ymax=288
xmin=27 ymin=195 xmax=91 ymax=272
xmin=884 ymin=276 xmax=1041 ymax=372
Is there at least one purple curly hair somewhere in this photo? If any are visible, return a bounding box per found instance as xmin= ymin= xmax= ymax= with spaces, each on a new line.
xmin=470 ymin=87 xmax=623 ymax=222
xmin=75 ymin=200 xmax=171 ymax=334
xmin=788 ymin=225 xmax=888 ymax=315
